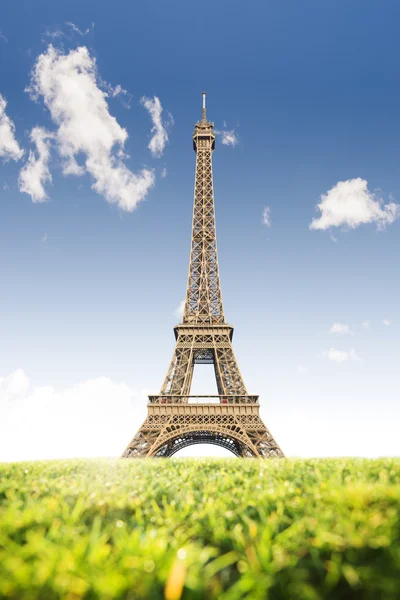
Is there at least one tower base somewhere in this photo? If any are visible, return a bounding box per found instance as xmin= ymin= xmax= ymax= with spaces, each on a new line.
xmin=122 ymin=398 xmax=284 ymax=458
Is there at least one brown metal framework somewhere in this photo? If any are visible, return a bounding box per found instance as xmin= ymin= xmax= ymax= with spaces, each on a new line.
xmin=122 ymin=94 xmax=284 ymax=458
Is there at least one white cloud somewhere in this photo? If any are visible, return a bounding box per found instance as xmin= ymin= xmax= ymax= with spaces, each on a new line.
xmin=383 ymin=319 xmax=392 ymax=326
xmin=0 ymin=31 xmax=8 ymax=43
xmin=0 ymin=369 xmax=30 ymax=397
xmin=41 ymin=233 xmax=48 ymax=243
xmin=324 ymin=348 xmax=360 ymax=363
xmin=0 ymin=369 xmax=146 ymax=462
xmin=262 ymin=206 xmax=271 ymax=227
xmin=141 ymin=96 xmax=170 ymax=158
xmin=27 ymin=45 xmax=155 ymax=211
xmin=161 ymin=167 xmax=167 ymax=179
xmin=175 ymin=299 xmax=185 ymax=319
xmin=0 ymin=93 xmax=24 ymax=161
xmin=310 ymin=178 xmax=400 ymax=231
xmin=19 ymin=127 xmax=53 ymax=202
xmin=329 ymin=322 xmax=352 ymax=335
xmin=215 ymin=127 xmax=238 ymax=147
xmin=272 ymin=406 xmax=400 ymax=458
xmin=1 ymin=368 xmax=398 ymax=461
xmin=361 ymin=320 xmax=370 ymax=329
xmin=297 ymin=365 xmax=308 ymax=374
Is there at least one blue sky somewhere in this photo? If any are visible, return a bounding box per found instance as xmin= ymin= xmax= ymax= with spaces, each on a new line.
xmin=0 ymin=0 xmax=399 ymax=460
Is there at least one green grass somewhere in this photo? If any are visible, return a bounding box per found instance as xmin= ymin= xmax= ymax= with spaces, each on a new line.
xmin=0 ymin=458 xmax=399 ymax=599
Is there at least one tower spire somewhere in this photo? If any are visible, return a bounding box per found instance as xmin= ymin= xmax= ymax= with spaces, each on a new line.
xmin=202 ymin=91 xmax=207 ymax=122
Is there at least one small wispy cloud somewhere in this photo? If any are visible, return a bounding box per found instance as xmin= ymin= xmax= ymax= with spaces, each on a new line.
xmin=161 ymin=167 xmax=167 ymax=179
xmin=19 ymin=127 xmax=54 ymax=202
xmin=329 ymin=322 xmax=352 ymax=335
xmin=42 ymin=22 xmax=94 ymax=43
xmin=0 ymin=31 xmax=8 ymax=43
xmin=141 ymin=96 xmax=171 ymax=158
xmin=262 ymin=206 xmax=271 ymax=227
xmin=42 ymin=29 xmax=64 ymax=41
xmin=383 ymin=319 xmax=392 ymax=326
xmin=41 ymin=233 xmax=48 ymax=243
xmin=112 ymin=84 xmax=127 ymax=98
xmin=101 ymin=81 xmax=132 ymax=109
xmin=361 ymin=320 xmax=370 ymax=329
xmin=323 ymin=348 xmax=360 ymax=363
xmin=65 ymin=22 xmax=94 ymax=36
xmin=215 ymin=127 xmax=238 ymax=147
xmin=297 ymin=365 xmax=308 ymax=374
xmin=174 ymin=300 xmax=185 ymax=320
xmin=0 ymin=94 xmax=24 ymax=161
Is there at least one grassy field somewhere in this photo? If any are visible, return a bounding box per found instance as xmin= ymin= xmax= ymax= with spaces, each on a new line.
xmin=0 ymin=458 xmax=399 ymax=599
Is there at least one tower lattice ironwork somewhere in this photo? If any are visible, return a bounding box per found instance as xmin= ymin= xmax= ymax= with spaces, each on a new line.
xmin=122 ymin=94 xmax=284 ymax=458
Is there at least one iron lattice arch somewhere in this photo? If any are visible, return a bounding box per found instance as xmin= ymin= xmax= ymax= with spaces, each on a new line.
xmin=122 ymin=94 xmax=284 ymax=460
xmin=155 ymin=431 xmax=253 ymax=457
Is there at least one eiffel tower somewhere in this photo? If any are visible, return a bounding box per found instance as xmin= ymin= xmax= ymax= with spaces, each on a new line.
xmin=122 ymin=94 xmax=284 ymax=458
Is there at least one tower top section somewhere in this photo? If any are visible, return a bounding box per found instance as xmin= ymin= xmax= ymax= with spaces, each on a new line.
xmin=193 ymin=92 xmax=215 ymax=152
